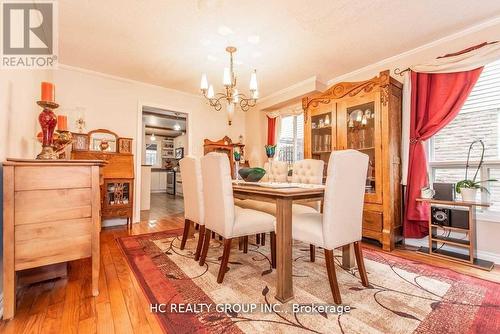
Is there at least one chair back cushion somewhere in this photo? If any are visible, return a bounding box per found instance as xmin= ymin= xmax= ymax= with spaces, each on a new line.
xmin=262 ymin=160 xmax=288 ymax=182
xmin=291 ymin=159 xmax=324 ymax=184
xmin=200 ymin=153 xmax=235 ymax=237
xmin=179 ymin=156 xmax=204 ymax=224
xmin=322 ymin=150 xmax=368 ymax=249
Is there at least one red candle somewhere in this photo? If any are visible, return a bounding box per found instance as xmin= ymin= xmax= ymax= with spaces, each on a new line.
xmin=57 ymin=115 xmax=67 ymax=131
xmin=41 ymin=82 xmax=55 ymax=102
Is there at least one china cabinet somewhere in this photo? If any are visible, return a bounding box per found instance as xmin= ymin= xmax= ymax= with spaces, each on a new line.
xmin=71 ymin=129 xmax=134 ymax=225
xmin=302 ymin=70 xmax=402 ymax=251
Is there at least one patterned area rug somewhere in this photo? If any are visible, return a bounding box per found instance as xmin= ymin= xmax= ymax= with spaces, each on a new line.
xmin=117 ymin=228 xmax=500 ymax=334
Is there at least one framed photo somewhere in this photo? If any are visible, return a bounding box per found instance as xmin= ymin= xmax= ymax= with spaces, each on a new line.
xmin=175 ymin=147 xmax=184 ymax=159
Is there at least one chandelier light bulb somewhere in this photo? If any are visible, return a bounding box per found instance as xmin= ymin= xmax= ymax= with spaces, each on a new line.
xmin=207 ymin=85 xmax=214 ymax=98
xmin=200 ymin=73 xmax=208 ymax=90
xmin=223 ymin=67 xmax=231 ymax=86
xmin=251 ymin=90 xmax=259 ymax=99
xmin=249 ymin=70 xmax=258 ymax=91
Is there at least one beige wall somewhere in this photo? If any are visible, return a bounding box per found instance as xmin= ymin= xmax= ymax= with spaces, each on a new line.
xmin=0 ymin=65 xmax=246 ymax=223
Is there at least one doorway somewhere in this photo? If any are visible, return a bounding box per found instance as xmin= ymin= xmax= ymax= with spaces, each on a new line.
xmin=136 ymin=105 xmax=188 ymax=222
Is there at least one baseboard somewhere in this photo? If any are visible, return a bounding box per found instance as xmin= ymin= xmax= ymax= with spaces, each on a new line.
xmin=405 ymin=238 xmax=500 ymax=264
xmin=102 ymin=218 xmax=128 ymax=228
xmin=476 ymin=250 xmax=500 ymax=265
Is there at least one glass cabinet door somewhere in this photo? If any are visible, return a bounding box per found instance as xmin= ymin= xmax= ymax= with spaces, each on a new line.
xmin=338 ymin=94 xmax=382 ymax=204
xmin=106 ymin=181 xmax=131 ymax=206
xmin=308 ymin=103 xmax=336 ymax=178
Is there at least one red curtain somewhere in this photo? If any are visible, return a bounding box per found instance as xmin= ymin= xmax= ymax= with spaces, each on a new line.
xmin=267 ymin=116 xmax=277 ymax=145
xmin=404 ymin=68 xmax=483 ymax=238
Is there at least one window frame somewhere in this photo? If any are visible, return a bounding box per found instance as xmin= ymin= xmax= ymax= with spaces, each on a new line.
xmin=427 ymin=121 xmax=500 ymax=221
xmin=277 ymin=113 xmax=304 ymax=165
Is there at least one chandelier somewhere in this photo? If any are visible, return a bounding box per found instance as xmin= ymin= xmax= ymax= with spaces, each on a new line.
xmin=200 ymin=46 xmax=259 ymax=125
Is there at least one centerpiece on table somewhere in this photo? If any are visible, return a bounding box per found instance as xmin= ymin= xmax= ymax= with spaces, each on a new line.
xmin=234 ymin=150 xmax=241 ymax=180
xmin=455 ymin=140 xmax=497 ymax=202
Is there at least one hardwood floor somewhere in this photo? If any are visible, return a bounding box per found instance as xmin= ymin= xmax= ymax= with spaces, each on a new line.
xmin=0 ymin=214 xmax=184 ymax=334
xmin=140 ymin=193 xmax=184 ymax=222
xmin=1 ymin=204 xmax=498 ymax=333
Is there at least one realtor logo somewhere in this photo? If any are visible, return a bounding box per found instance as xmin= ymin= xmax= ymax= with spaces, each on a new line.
xmin=1 ymin=0 xmax=58 ymax=68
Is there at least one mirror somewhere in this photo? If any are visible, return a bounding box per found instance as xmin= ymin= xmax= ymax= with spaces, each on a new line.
xmin=88 ymin=129 xmax=118 ymax=152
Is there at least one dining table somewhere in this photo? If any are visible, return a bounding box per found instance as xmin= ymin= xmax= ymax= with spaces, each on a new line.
xmin=232 ymin=181 xmax=356 ymax=303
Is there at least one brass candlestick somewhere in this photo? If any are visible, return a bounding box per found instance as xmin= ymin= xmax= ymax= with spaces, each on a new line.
xmin=36 ymin=100 xmax=59 ymax=160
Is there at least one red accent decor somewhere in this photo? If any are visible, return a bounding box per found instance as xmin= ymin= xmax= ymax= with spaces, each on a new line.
xmin=266 ymin=116 xmax=276 ymax=145
xmin=41 ymin=82 xmax=55 ymax=102
xmin=404 ymin=68 xmax=483 ymax=238
xmin=57 ymin=115 xmax=68 ymax=131
xmin=39 ymin=107 xmax=57 ymax=147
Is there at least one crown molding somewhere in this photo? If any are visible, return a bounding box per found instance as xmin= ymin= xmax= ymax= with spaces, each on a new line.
xmin=57 ymin=64 xmax=202 ymax=99
xmin=257 ymin=76 xmax=327 ymax=110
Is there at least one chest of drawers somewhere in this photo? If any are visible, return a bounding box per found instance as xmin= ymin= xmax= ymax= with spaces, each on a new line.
xmin=2 ymin=159 xmax=103 ymax=319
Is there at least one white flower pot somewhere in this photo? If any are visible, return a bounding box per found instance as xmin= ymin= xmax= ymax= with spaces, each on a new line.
xmin=460 ymin=188 xmax=477 ymax=202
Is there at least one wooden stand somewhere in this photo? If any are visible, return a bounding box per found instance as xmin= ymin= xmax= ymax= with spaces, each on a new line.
xmin=416 ymin=198 xmax=494 ymax=271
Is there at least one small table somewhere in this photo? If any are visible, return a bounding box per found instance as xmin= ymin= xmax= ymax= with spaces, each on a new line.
xmin=416 ymin=198 xmax=493 ymax=271
xmin=232 ymin=182 xmax=355 ymax=302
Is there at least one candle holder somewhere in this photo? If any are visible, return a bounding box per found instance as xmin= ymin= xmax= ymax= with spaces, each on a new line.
xmin=53 ymin=130 xmax=73 ymax=157
xmin=36 ymin=100 xmax=59 ymax=160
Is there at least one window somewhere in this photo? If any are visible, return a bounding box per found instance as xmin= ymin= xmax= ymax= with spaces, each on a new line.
xmin=145 ymin=143 xmax=158 ymax=166
xmin=277 ymin=114 xmax=304 ymax=164
xmin=428 ymin=59 xmax=500 ymax=214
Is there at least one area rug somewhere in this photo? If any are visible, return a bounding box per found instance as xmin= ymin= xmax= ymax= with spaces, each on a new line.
xmin=117 ymin=229 xmax=500 ymax=334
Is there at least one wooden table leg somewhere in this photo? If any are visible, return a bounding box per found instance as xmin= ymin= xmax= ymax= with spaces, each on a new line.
xmin=341 ymin=244 xmax=356 ymax=270
xmin=275 ymin=198 xmax=293 ymax=303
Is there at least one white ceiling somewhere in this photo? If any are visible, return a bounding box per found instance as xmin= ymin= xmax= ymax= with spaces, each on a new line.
xmin=59 ymin=0 xmax=500 ymax=97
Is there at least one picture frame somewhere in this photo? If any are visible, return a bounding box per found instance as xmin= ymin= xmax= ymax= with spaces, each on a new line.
xmin=175 ymin=147 xmax=184 ymax=159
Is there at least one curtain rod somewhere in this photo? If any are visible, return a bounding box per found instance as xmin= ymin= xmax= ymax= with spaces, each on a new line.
xmin=393 ymin=41 xmax=498 ymax=76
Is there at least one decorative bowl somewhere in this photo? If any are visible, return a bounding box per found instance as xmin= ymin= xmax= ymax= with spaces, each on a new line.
xmin=238 ymin=167 xmax=266 ymax=182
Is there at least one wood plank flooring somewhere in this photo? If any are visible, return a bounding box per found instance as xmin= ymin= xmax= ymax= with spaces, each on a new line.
xmin=1 ymin=194 xmax=498 ymax=333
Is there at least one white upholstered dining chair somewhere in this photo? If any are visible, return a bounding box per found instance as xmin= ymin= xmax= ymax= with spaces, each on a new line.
xmin=261 ymin=160 xmax=289 ymax=182
xmin=179 ymin=156 xmax=206 ymax=261
xmin=237 ymin=158 xmax=325 ymax=252
xmin=291 ymin=150 xmax=369 ymax=304
xmin=199 ymin=153 xmax=277 ymax=283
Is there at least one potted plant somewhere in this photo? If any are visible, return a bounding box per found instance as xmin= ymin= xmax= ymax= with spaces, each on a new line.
xmin=456 ymin=140 xmax=496 ymax=202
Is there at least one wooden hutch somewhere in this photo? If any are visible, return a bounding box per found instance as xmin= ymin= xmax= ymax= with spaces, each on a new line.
xmin=302 ymin=70 xmax=403 ymax=251
xmin=203 ymin=136 xmax=246 ymax=178
xmin=71 ymin=129 xmax=134 ymax=226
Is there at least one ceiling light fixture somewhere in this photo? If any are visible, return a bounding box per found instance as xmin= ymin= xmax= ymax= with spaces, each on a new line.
xmin=200 ymin=46 xmax=258 ymax=125
xmin=150 ymin=133 xmax=156 ymax=141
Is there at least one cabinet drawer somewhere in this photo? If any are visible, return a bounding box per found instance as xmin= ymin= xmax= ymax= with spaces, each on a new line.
xmin=15 ymin=188 xmax=92 ymax=225
xmin=15 ymin=218 xmax=92 ymax=270
xmin=15 ymin=166 xmax=91 ymax=191
xmin=362 ymin=210 xmax=383 ymax=232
